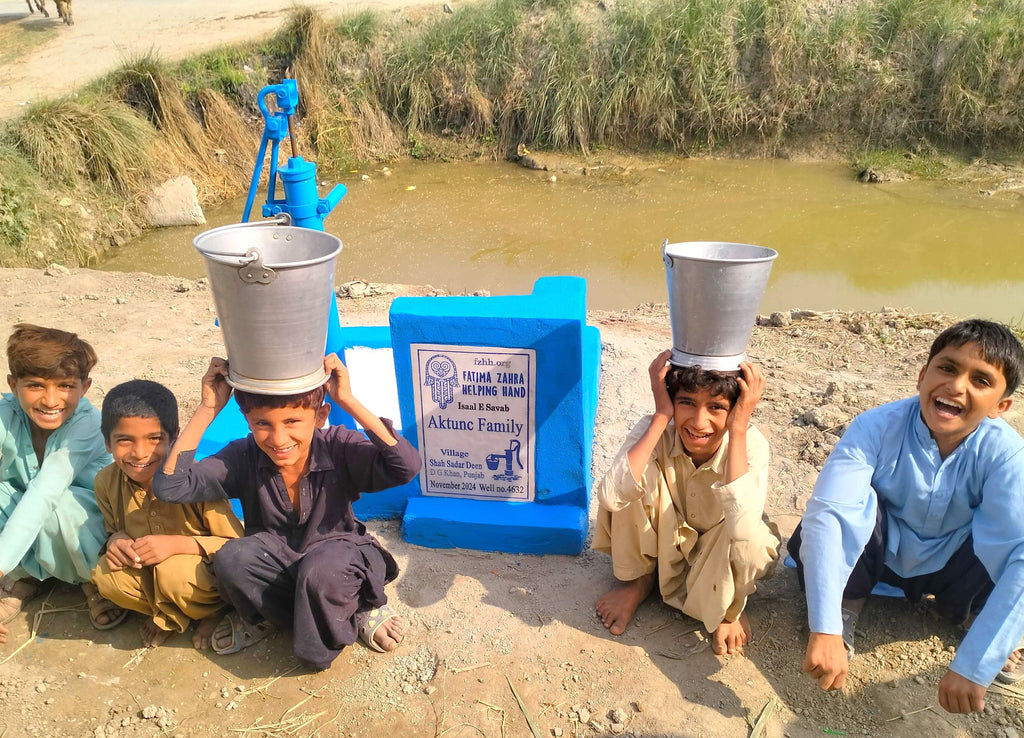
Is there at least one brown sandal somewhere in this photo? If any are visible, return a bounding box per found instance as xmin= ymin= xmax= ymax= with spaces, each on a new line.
xmin=81 ymin=582 xmax=128 ymax=631
xmin=0 ymin=576 xmax=43 ymax=625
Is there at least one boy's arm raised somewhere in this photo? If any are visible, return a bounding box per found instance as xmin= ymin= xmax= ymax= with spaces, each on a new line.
xmin=161 ymin=358 xmax=232 ymax=474
xmin=324 ymin=354 xmax=397 ymax=446
xmin=152 ymin=358 xmax=234 ymax=504
xmin=715 ymin=361 xmax=769 ymax=541
xmin=596 ymin=351 xmax=674 ymax=512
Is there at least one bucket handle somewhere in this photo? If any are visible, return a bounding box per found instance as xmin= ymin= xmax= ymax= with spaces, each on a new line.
xmin=662 ymin=239 xmax=673 ymax=267
xmin=196 ymin=214 xmax=292 ymax=260
xmin=238 ymin=248 xmax=276 ymax=284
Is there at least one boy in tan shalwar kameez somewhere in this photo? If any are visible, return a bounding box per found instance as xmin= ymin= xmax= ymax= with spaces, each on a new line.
xmin=90 ymin=380 xmax=242 ymax=649
xmin=594 ymin=350 xmax=780 ymax=655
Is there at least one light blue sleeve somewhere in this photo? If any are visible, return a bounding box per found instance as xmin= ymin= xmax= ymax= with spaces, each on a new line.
xmin=800 ymin=411 xmax=883 ymax=635
xmin=0 ymin=402 xmax=109 ymax=576
xmin=951 ymin=443 xmax=1024 ymax=685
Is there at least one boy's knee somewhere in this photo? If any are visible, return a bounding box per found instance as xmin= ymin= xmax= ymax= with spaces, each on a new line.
xmin=91 ymin=562 xmax=138 ymax=601
xmin=730 ymin=531 xmax=780 ymax=576
xmin=152 ymin=556 xmax=203 ymax=602
xmin=213 ymin=537 xmax=253 ymax=576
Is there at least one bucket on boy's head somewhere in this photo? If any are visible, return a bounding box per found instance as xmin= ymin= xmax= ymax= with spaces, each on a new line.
xmin=194 ymin=220 xmax=343 ymax=395
xmin=662 ymin=240 xmax=778 ymax=371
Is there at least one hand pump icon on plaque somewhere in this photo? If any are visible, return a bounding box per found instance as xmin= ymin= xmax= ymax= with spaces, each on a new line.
xmin=486 ymin=438 xmax=524 ymax=481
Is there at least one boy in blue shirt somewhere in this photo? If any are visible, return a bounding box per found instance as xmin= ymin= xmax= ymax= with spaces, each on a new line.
xmin=789 ymin=319 xmax=1024 ymax=714
xmin=0 ymin=324 xmax=122 ymax=644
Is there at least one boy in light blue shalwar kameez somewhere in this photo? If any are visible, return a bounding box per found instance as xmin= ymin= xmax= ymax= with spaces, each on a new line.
xmin=0 ymin=324 xmax=121 ymax=645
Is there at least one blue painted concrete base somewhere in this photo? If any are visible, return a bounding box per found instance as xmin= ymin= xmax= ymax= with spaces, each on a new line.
xmin=404 ymin=497 xmax=588 ymax=555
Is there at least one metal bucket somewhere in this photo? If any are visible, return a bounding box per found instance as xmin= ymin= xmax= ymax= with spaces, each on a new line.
xmin=663 ymin=241 xmax=778 ymax=370
xmin=194 ymin=219 xmax=342 ymax=395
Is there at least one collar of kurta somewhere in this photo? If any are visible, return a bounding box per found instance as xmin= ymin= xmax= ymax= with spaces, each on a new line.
xmin=254 ymin=427 xmax=337 ymax=475
xmin=667 ymin=422 xmax=729 ymax=473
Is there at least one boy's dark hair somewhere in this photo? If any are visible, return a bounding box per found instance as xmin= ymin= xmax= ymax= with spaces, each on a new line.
xmin=7 ymin=323 xmax=97 ymax=381
xmin=101 ymin=380 xmax=179 ymax=441
xmin=927 ymin=319 xmax=1024 ymax=396
xmin=665 ymin=364 xmax=741 ymax=406
xmin=234 ymin=385 xmax=326 ymax=415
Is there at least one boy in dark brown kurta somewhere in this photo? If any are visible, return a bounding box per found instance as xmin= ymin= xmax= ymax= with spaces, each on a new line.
xmin=152 ymin=355 xmax=421 ymax=670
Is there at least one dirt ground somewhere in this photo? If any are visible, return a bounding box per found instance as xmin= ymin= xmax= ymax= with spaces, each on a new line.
xmin=1 ymin=267 xmax=1024 ymax=738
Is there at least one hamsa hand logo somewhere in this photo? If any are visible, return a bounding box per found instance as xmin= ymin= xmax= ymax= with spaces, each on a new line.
xmin=424 ymin=354 xmax=459 ymax=409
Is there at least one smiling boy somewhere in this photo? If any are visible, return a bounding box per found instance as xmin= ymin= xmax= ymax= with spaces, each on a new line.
xmin=0 ymin=324 xmax=120 ymax=643
xmin=153 ymin=355 xmax=421 ymax=670
xmin=90 ymin=380 xmax=242 ymax=648
xmin=789 ymin=319 xmax=1024 ymax=714
xmin=593 ymin=349 xmax=780 ymax=655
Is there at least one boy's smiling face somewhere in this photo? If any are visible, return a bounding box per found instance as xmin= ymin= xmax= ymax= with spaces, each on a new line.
xmin=244 ymin=403 xmax=330 ymax=470
xmin=107 ymin=415 xmax=169 ymax=488
xmin=917 ymin=341 xmax=1012 ymax=456
xmin=673 ymin=387 xmax=731 ymax=466
xmin=7 ymin=374 xmax=91 ymax=436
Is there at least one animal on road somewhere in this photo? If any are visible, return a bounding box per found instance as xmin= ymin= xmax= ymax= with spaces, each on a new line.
xmin=24 ymin=0 xmax=73 ymax=25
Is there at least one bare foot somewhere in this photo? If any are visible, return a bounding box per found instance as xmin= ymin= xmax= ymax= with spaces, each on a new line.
xmin=140 ymin=618 xmax=173 ymax=648
xmin=712 ymin=612 xmax=752 ymax=655
xmin=373 ymin=615 xmax=404 ymax=652
xmin=192 ymin=614 xmax=220 ymax=650
xmin=0 ymin=620 xmax=7 ymax=644
xmin=595 ymin=572 xmax=656 ymax=636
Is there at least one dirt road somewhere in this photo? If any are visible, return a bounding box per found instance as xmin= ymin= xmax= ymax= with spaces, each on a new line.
xmin=0 ymin=0 xmax=441 ymax=120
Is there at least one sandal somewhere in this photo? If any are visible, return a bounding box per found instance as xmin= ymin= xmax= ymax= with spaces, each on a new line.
xmin=211 ymin=612 xmax=276 ymax=656
xmin=840 ymin=608 xmax=858 ymax=657
xmin=356 ymin=603 xmax=403 ymax=653
xmin=0 ymin=575 xmax=43 ymax=625
xmin=998 ymin=640 xmax=1024 ymax=684
xmin=82 ymin=582 xmax=128 ymax=631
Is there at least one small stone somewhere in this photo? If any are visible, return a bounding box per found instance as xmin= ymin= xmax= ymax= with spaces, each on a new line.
xmin=93 ymin=728 xmax=105 ymax=738
xmin=114 ymin=296 xmax=127 ymax=304
xmin=44 ymin=698 xmax=54 ymax=705
xmin=424 ymin=685 xmax=437 ymax=695
xmin=548 ymin=175 xmax=557 ymax=183
xmin=766 ymin=311 xmax=791 ymax=327
xmin=610 ymin=708 xmax=627 ymax=723
xmin=35 ymin=684 xmax=47 ymax=693
xmin=174 ymin=281 xmax=191 ymax=293
xmin=913 ymin=675 xmax=925 ymax=685
xmin=142 ymin=705 xmax=158 ymax=719
xmin=887 ymin=680 xmax=898 ymax=689
xmin=611 ymin=723 xmax=625 ymax=734
xmin=44 ymin=264 xmax=70 ymax=277
xmin=577 ymin=708 xmax=591 ymax=723
xmin=633 ymin=701 xmax=643 ymax=713
xmin=552 ymin=729 xmax=563 ymax=737
xmin=234 ymin=685 xmax=245 ymax=693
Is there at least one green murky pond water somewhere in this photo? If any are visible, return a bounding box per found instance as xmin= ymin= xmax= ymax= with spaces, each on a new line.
xmin=100 ymin=159 xmax=1024 ymax=320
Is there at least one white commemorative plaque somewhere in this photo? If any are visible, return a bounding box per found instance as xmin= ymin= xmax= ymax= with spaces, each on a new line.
xmin=411 ymin=343 xmax=536 ymax=501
